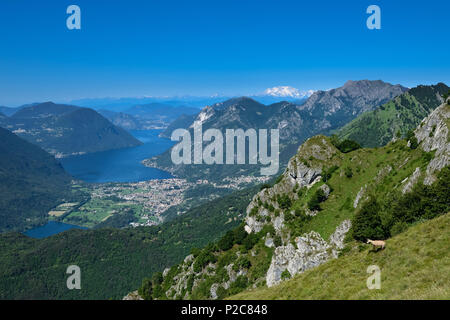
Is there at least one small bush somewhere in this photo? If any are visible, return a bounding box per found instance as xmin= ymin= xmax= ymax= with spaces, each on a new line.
xmin=260 ymin=183 xmax=271 ymax=191
xmin=138 ymin=278 xmax=153 ymax=300
xmin=351 ymin=197 xmax=388 ymax=241
xmin=330 ymin=135 xmax=361 ymax=153
xmin=249 ymin=206 xmax=259 ymax=217
xmin=273 ymin=235 xmax=282 ymax=247
xmin=390 ymin=221 xmax=408 ymax=236
xmin=345 ymin=167 xmax=353 ymax=178
xmin=281 ymin=269 xmax=291 ymax=280
xmin=322 ymin=165 xmax=339 ymax=182
xmin=307 ymin=188 xmax=327 ymax=211
xmin=277 ymin=194 xmax=292 ymax=210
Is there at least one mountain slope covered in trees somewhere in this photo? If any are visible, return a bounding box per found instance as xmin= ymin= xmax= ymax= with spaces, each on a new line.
xmin=0 ymin=184 xmax=260 ymax=299
xmin=148 ymin=80 xmax=407 ymax=182
xmin=0 ymin=102 xmax=142 ymax=157
xmin=336 ymin=83 xmax=449 ymax=147
xmin=0 ymin=128 xmax=79 ymax=232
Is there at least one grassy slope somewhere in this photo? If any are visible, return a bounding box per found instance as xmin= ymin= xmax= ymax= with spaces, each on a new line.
xmin=336 ymin=83 xmax=449 ymax=148
xmin=147 ymin=135 xmax=438 ymax=300
xmin=289 ymin=136 xmax=432 ymax=241
xmin=231 ymin=212 xmax=450 ymax=300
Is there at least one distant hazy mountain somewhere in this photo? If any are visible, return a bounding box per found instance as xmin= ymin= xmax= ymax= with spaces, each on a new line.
xmin=0 ymin=103 xmax=40 ymax=117
xmin=70 ymin=96 xmax=224 ymax=112
xmin=299 ymin=80 xmax=408 ymax=130
xmin=0 ymin=102 xmax=142 ymax=157
xmin=70 ymin=92 xmax=312 ymax=113
xmin=160 ymin=113 xmax=198 ymax=138
xmin=149 ymin=80 xmax=407 ymax=181
xmin=0 ymin=107 xmax=11 ymax=116
xmin=0 ymin=128 xmax=75 ymax=232
xmin=98 ymin=110 xmax=145 ymax=130
xmin=125 ymin=103 xmax=199 ymax=122
xmin=337 ymin=83 xmax=449 ymax=147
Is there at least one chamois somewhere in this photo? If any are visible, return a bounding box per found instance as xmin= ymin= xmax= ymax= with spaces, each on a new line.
xmin=367 ymin=239 xmax=386 ymax=250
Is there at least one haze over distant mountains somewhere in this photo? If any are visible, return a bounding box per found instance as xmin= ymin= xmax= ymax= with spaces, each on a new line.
xmin=68 ymin=86 xmax=316 ymax=112
xmin=0 ymin=102 xmax=142 ymax=157
xmin=98 ymin=103 xmax=200 ymax=130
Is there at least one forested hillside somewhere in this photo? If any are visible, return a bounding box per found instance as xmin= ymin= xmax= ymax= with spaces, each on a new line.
xmin=0 ymin=128 xmax=80 ymax=232
xmin=337 ymin=83 xmax=449 ymax=147
xmin=0 ymin=184 xmax=259 ymax=299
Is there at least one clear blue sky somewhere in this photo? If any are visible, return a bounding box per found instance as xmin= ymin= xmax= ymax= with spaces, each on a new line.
xmin=0 ymin=0 xmax=449 ymax=106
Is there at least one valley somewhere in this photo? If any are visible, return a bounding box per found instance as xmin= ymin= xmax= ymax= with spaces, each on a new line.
xmin=2 ymin=0 xmax=449 ymax=304
xmin=0 ymin=80 xmax=448 ymax=301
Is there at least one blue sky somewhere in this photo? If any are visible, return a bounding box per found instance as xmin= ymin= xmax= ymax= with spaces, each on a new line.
xmin=0 ymin=0 xmax=449 ymax=106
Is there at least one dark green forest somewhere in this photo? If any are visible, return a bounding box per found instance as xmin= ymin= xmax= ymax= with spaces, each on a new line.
xmin=0 ymin=184 xmax=259 ymax=299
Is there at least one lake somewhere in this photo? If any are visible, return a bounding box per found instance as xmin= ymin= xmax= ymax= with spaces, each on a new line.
xmin=24 ymin=221 xmax=88 ymax=239
xmin=24 ymin=129 xmax=175 ymax=238
xmin=60 ymin=129 xmax=175 ymax=183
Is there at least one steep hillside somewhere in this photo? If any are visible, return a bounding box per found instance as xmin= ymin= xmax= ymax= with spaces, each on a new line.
xmin=231 ymin=212 xmax=450 ymax=300
xmin=0 ymin=128 xmax=79 ymax=232
xmin=337 ymin=83 xmax=449 ymax=147
xmin=135 ymin=101 xmax=449 ymax=300
xmin=300 ymin=80 xmax=407 ymax=129
xmin=147 ymin=80 xmax=407 ymax=182
xmin=0 ymin=105 xmax=27 ymax=117
xmin=0 ymin=102 xmax=142 ymax=157
xmin=98 ymin=110 xmax=143 ymax=130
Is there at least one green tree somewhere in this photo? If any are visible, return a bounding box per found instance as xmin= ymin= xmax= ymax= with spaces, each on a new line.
xmin=138 ymin=278 xmax=153 ymax=300
xmin=218 ymin=231 xmax=235 ymax=251
xmin=352 ymin=197 xmax=387 ymax=241
xmin=308 ymin=188 xmax=326 ymax=211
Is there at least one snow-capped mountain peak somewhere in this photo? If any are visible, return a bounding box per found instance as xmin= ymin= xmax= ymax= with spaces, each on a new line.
xmin=263 ymin=86 xmax=315 ymax=99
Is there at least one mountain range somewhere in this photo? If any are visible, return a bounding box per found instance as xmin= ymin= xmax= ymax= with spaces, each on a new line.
xmin=0 ymin=81 xmax=448 ymax=300
xmin=148 ymin=80 xmax=408 ymax=181
xmin=337 ymin=83 xmax=450 ymax=147
xmin=134 ymin=98 xmax=450 ymax=300
xmin=0 ymin=102 xmax=142 ymax=157
xmin=68 ymin=86 xmax=314 ymax=113
xmin=97 ymin=104 xmax=202 ymax=130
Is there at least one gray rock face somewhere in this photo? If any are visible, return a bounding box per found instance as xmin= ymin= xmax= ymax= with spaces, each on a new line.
xmin=415 ymin=103 xmax=450 ymax=184
xmin=265 ymin=220 xmax=351 ymax=287
xmin=122 ymin=290 xmax=143 ymax=300
xmin=265 ymin=235 xmax=274 ymax=248
xmin=287 ymin=163 xmax=322 ymax=189
xmin=329 ymin=220 xmax=352 ymax=251
xmin=245 ymin=136 xmax=338 ymax=234
xmin=354 ymin=185 xmax=366 ymax=208
xmin=210 ymin=283 xmax=219 ymax=300
xmin=319 ymin=184 xmax=331 ymax=198
xmin=300 ymin=80 xmax=407 ymax=125
xmin=402 ymin=167 xmax=421 ymax=194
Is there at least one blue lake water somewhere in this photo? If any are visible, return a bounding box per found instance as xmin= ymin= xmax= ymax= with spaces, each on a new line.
xmin=24 ymin=221 xmax=88 ymax=239
xmin=60 ymin=129 xmax=175 ymax=183
xmin=24 ymin=129 xmax=175 ymax=238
